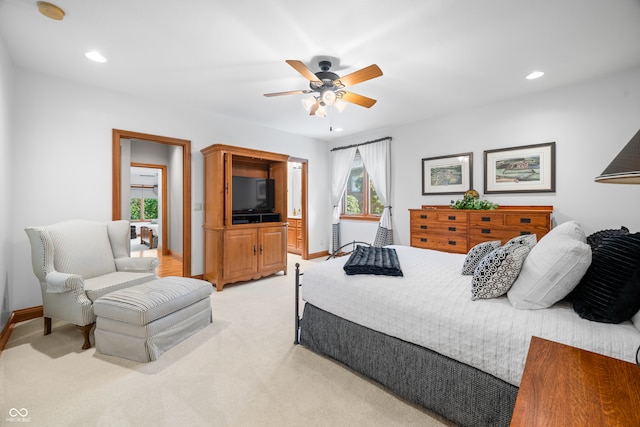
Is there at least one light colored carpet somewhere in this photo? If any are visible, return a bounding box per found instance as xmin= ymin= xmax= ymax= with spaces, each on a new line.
xmin=1 ymin=255 xmax=453 ymax=427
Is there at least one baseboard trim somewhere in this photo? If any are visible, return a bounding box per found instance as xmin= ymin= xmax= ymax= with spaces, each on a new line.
xmin=0 ymin=306 xmax=43 ymax=354
xmin=307 ymin=250 xmax=329 ymax=260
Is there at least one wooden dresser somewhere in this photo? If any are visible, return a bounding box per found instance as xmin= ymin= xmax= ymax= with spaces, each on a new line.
xmin=409 ymin=205 xmax=553 ymax=254
xmin=511 ymin=336 xmax=640 ymax=426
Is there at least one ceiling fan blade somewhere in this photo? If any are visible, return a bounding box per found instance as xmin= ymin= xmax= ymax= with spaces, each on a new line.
xmin=263 ymin=90 xmax=312 ymax=97
xmin=309 ymin=101 xmax=320 ymax=115
xmin=286 ymin=60 xmax=321 ymax=83
xmin=341 ymin=91 xmax=377 ymax=108
xmin=336 ymin=64 xmax=383 ymax=87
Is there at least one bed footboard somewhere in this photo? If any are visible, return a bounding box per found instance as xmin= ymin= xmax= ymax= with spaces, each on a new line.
xmin=295 ymin=259 xmax=517 ymax=427
xmin=300 ymin=303 xmax=517 ymax=427
xmin=140 ymin=226 xmax=157 ymax=249
xmin=294 ymin=263 xmax=302 ymax=344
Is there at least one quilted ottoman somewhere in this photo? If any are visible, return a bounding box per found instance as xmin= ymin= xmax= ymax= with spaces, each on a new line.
xmin=93 ymin=276 xmax=212 ymax=362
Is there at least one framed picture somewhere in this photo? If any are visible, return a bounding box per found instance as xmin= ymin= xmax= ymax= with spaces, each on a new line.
xmin=484 ymin=142 xmax=556 ymax=194
xmin=422 ymin=152 xmax=473 ymax=195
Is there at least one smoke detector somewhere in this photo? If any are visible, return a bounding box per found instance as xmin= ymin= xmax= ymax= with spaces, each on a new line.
xmin=37 ymin=1 xmax=65 ymax=21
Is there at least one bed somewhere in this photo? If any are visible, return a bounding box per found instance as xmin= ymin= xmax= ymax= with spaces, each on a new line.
xmin=140 ymin=224 xmax=158 ymax=249
xmin=294 ymin=224 xmax=640 ymax=426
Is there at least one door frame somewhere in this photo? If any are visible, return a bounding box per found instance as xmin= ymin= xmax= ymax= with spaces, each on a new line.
xmin=112 ymin=129 xmax=191 ymax=277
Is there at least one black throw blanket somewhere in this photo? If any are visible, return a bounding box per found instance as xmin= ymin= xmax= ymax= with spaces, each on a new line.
xmin=343 ymin=245 xmax=403 ymax=276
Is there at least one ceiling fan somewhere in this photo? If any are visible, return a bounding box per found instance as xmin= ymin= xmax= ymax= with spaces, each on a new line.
xmin=264 ymin=60 xmax=383 ymax=116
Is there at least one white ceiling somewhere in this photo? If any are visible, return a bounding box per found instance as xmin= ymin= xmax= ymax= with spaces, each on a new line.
xmin=1 ymin=0 xmax=640 ymax=141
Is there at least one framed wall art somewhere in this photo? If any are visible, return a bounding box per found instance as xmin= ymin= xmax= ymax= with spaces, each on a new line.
xmin=484 ymin=142 xmax=556 ymax=194
xmin=422 ymin=152 xmax=473 ymax=195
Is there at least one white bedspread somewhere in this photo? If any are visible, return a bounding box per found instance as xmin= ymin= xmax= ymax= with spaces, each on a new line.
xmin=302 ymin=245 xmax=640 ymax=386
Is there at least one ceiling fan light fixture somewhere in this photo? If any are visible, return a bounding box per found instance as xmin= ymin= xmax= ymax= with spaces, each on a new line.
xmin=301 ymin=97 xmax=316 ymax=111
xmin=334 ymin=99 xmax=347 ymax=113
xmin=321 ymin=90 xmax=337 ymax=106
xmin=315 ymin=105 xmax=327 ymax=117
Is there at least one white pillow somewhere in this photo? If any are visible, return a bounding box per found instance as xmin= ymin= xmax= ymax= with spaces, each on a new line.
xmin=507 ymin=221 xmax=592 ymax=310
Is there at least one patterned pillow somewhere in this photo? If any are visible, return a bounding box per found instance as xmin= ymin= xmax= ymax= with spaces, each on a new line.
xmin=504 ymin=233 xmax=537 ymax=249
xmin=471 ymin=244 xmax=531 ymax=300
xmin=571 ymin=232 xmax=640 ymax=323
xmin=461 ymin=240 xmax=501 ymax=275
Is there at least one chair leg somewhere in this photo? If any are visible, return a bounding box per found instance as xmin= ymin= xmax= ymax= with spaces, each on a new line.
xmin=44 ymin=317 xmax=52 ymax=335
xmin=76 ymin=323 xmax=95 ymax=350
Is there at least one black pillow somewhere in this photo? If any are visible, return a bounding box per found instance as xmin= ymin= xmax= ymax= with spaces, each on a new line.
xmin=343 ymin=245 xmax=403 ymax=276
xmin=586 ymin=226 xmax=629 ymax=251
xmin=571 ymin=232 xmax=640 ymax=323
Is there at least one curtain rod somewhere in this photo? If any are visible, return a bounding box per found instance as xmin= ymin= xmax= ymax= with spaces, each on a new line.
xmin=330 ymin=136 xmax=392 ymax=152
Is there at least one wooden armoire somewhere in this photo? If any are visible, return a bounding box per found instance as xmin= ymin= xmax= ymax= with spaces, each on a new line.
xmin=201 ymin=144 xmax=288 ymax=291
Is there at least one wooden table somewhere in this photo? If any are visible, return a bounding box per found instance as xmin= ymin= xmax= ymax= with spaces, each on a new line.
xmin=511 ymin=336 xmax=640 ymax=426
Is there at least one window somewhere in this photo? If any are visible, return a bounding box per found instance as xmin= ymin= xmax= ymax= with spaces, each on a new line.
xmin=342 ymin=150 xmax=384 ymax=219
xmin=130 ymin=186 xmax=158 ymax=221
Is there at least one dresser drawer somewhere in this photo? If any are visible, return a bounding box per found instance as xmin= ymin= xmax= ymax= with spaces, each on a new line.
xmin=410 ymin=210 xmax=438 ymax=223
xmin=410 ymin=222 xmax=468 ymax=235
xmin=435 ymin=212 xmax=468 ymax=223
xmin=469 ymin=228 xmax=536 ymax=246
xmin=504 ymin=213 xmax=549 ymax=228
xmin=411 ymin=234 xmax=467 ymax=254
xmin=469 ymin=212 xmax=504 ymax=227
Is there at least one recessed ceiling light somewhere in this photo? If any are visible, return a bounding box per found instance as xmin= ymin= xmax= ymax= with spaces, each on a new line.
xmin=526 ymin=71 xmax=544 ymax=80
xmin=85 ymin=51 xmax=107 ymax=63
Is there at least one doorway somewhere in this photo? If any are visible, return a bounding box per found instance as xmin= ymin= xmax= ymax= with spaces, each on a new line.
xmin=129 ymin=163 xmax=167 ymax=254
xmin=287 ymin=158 xmax=308 ymax=259
xmin=112 ymin=129 xmax=192 ymax=277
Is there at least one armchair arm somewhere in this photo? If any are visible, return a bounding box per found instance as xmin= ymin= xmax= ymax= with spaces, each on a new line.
xmin=45 ymin=271 xmax=85 ymax=293
xmin=115 ymin=257 xmax=159 ymax=273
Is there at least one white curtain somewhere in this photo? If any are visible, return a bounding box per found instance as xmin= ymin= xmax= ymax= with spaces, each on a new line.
xmin=330 ymin=147 xmax=357 ymax=254
xmin=358 ymin=138 xmax=393 ymax=246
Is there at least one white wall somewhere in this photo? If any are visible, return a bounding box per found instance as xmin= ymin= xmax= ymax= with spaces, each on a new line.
xmin=331 ymin=67 xmax=640 ymax=245
xmin=0 ymin=32 xmax=13 ymax=331
xmin=10 ymin=68 xmax=331 ymax=310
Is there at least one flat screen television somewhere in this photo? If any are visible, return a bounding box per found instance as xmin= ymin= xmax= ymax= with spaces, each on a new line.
xmin=232 ymin=176 xmax=275 ymax=214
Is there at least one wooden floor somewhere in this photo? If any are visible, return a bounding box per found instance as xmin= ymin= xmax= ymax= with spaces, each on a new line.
xmin=131 ymin=247 xmax=183 ymax=277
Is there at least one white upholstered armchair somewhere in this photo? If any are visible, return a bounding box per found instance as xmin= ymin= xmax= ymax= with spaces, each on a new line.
xmin=25 ymin=219 xmax=159 ymax=349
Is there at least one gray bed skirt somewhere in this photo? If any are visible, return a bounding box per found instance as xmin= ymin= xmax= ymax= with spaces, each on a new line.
xmin=300 ymin=303 xmax=518 ymax=427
